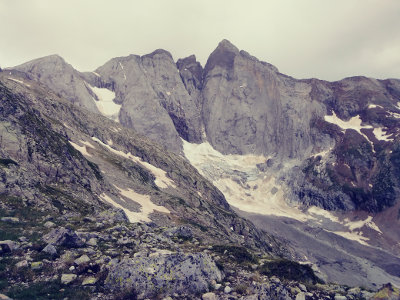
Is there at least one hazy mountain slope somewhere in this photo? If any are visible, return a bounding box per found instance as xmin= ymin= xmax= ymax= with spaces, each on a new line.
xmin=0 ymin=72 xmax=281 ymax=251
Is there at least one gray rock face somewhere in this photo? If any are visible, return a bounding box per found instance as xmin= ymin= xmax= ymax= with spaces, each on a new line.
xmin=12 ymin=55 xmax=99 ymax=113
xmin=105 ymin=252 xmax=223 ymax=298
xmin=93 ymin=50 xmax=203 ymax=152
xmin=201 ymin=39 xmax=326 ymax=158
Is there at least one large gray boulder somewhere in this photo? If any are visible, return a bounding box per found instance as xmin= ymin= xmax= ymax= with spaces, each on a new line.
xmin=42 ymin=227 xmax=84 ymax=248
xmin=105 ymin=252 xmax=223 ymax=298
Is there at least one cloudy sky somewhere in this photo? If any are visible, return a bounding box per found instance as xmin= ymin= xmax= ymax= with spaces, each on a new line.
xmin=0 ymin=0 xmax=399 ymax=81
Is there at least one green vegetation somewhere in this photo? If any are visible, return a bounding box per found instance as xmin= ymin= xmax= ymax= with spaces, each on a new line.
xmin=7 ymin=281 xmax=92 ymax=300
xmin=212 ymin=245 xmax=258 ymax=264
xmin=258 ymin=259 xmax=323 ymax=285
xmin=0 ymin=195 xmax=51 ymax=242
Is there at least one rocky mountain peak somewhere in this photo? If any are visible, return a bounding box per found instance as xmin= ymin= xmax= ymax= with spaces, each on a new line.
xmin=142 ymin=48 xmax=174 ymax=61
xmin=17 ymin=54 xmax=68 ymax=70
xmin=216 ymin=39 xmax=240 ymax=53
xmin=204 ymin=39 xmax=239 ymax=74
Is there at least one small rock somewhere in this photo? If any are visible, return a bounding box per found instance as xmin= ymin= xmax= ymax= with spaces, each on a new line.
xmin=296 ymin=292 xmax=306 ymax=300
xmin=31 ymin=261 xmax=43 ymax=270
xmin=74 ymin=254 xmax=90 ymax=265
xmin=202 ymin=292 xmax=217 ymax=300
xmin=82 ymin=276 xmax=97 ymax=286
xmin=42 ymin=244 xmax=57 ymax=256
xmin=15 ymin=260 xmax=29 ymax=268
xmin=69 ymin=266 xmax=75 ymax=271
xmin=44 ymin=221 xmax=56 ymax=228
xmin=334 ymin=296 xmax=347 ymax=300
xmin=0 ymin=240 xmax=19 ymax=253
xmin=18 ymin=236 xmax=28 ymax=242
xmin=162 ymin=297 xmax=173 ymax=300
xmin=298 ymin=283 xmax=307 ymax=292
xmin=0 ymin=293 xmax=12 ymax=300
xmin=61 ymin=273 xmax=77 ymax=284
xmin=86 ymin=238 xmax=97 ymax=246
xmin=1 ymin=217 xmax=20 ymax=223
xmin=270 ymin=276 xmax=280 ymax=284
xmin=214 ymin=283 xmax=222 ymax=290
xmin=224 ymin=286 xmax=232 ymax=294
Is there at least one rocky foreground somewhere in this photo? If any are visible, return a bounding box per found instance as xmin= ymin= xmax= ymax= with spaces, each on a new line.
xmin=0 ymin=198 xmax=381 ymax=300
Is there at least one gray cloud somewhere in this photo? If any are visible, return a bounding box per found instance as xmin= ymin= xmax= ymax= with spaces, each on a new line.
xmin=0 ymin=0 xmax=399 ymax=81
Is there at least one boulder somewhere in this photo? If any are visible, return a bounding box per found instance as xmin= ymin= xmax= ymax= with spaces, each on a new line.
xmin=82 ymin=276 xmax=97 ymax=286
xmin=61 ymin=274 xmax=77 ymax=285
xmin=224 ymin=286 xmax=232 ymax=294
xmin=202 ymin=292 xmax=217 ymax=300
xmin=15 ymin=260 xmax=29 ymax=268
xmin=86 ymin=238 xmax=97 ymax=246
xmin=0 ymin=240 xmax=19 ymax=253
xmin=31 ymin=261 xmax=43 ymax=270
xmin=105 ymin=252 xmax=223 ymax=298
xmin=44 ymin=221 xmax=56 ymax=228
xmin=1 ymin=217 xmax=20 ymax=223
xmin=74 ymin=254 xmax=90 ymax=265
xmin=42 ymin=227 xmax=84 ymax=248
xmin=42 ymin=244 xmax=57 ymax=256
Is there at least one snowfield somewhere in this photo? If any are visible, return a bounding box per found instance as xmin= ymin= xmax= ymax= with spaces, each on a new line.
xmin=183 ymin=139 xmax=383 ymax=246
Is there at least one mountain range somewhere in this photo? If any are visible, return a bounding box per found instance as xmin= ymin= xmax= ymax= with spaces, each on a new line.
xmin=1 ymin=39 xmax=400 ymax=299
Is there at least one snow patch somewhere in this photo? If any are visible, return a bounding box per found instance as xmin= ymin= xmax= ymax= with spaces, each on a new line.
xmin=307 ymin=206 xmax=340 ymax=223
xmin=86 ymin=84 xmax=120 ymax=121
xmin=101 ymin=188 xmax=169 ymax=223
xmin=91 ymin=137 xmax=176 ymax=189
xmin=373 ymin=127 xmax=393 ymax=141
xmin=324 ymin=112 xmax=377 ymax=150
xmin=344 ymin=216 xmax=382 ymax=233
xmin=328 ymin=230 xmax=370 ymax=246
xmin=324 ymin=112 xmax=372 ymax=133
xmin=119 ymin=62 xmax=124 ymax=70
xmin=388 ymin=111 xmax=400 ymax=119
xmin=8 ymin=77 xmax=30 ymax=87
xmin=368 ymin=104 xmax=383 ymax=109
xmin=69 ymin=140 xmax=94 ymax=157
xmin=92 ymin=72 xmax=100 ymax=77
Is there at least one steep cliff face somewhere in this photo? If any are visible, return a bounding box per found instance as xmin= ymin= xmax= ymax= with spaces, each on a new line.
xmin=91 ymin=50 xmax=203 ymax=153
xmin=201 ymin=40 xmax=327 ymax=158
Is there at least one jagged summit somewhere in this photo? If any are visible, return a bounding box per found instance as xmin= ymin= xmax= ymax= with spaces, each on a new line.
xmin=204 ymin=39 xmax=240 ymax=74
xmin=216 ymin=39 xmax=240 ymax=53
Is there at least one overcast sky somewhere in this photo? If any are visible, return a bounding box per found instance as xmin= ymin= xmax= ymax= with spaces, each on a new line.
xmin=0 ymin=0 xmax=399 ymax=81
